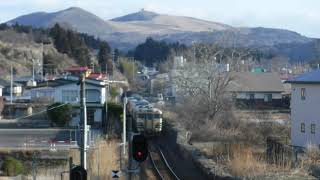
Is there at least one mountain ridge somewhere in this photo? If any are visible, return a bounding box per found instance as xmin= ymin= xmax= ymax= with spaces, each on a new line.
xmin=111 ymin=9 xmax=159 ymax=22
xmin=6 ymin=7 xmax=317 ymax=61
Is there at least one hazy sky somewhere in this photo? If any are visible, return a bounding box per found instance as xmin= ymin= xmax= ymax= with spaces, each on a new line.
xmin=0 ymin=0 xmax=319 ymax=38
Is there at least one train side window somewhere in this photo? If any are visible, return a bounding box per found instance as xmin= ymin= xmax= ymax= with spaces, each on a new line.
xmin=154 ymin=114 xmax=161 ymax=118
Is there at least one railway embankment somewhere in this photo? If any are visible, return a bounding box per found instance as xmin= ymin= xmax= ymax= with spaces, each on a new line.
xmin=167 ymin=122 xmax=236 ymax=180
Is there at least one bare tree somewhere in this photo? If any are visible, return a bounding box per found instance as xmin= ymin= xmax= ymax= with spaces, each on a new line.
xmin=173 ymin=50 xmax=236 ymax=130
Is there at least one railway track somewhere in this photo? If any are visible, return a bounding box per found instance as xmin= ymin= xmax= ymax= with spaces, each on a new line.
xmin=149 ymin=142 xmax=180 ymax=180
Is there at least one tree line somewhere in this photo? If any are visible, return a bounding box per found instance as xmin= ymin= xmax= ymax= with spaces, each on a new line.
xmin=129 ymin=37 xmax=187 ymax=67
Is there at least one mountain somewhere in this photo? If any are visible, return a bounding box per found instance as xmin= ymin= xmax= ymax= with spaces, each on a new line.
xmin=7 ymin=7 xmax=114 ymax=35
xmin=111 ymin=9 xmax=159 ymax=22
xmin=6 ymin=7 xmax=318 ymax=61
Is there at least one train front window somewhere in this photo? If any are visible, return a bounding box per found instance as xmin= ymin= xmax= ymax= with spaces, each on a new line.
xmin=147 ymin=114 xmax=153 ymax=120
xmin=154 ymin=114 xmax=161 ymax=118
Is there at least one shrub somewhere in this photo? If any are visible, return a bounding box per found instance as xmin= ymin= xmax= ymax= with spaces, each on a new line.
xmin=107 ymin=103 xmax=122 ymax=120
xmin=47 ymin=102 xmax=72 ymax=127
xmin=109 ymin=86 xmax=119 ymax=101
xmin=1 ymin=156 xmax=24 ymax=176
xmin=306 ymin=144 xmax=320 ymax=165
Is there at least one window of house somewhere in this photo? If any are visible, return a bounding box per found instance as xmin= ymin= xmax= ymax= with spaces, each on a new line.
xmin=264 ymin=94 xmax=272 ymax=102
xmin=311 ymin=124 xmax=316 ymax=134
xmin=301 ymin=123 xmax=305 ymax=133
xmin=86 ymin=89 xmax=100 ymax=103
xmin=87 ymin=109 xmax=95 ymax=125
xmin=301 ymin=88 xmax=306 ymax=100
xmin=62 ymin=90 xmax=78 ymax=102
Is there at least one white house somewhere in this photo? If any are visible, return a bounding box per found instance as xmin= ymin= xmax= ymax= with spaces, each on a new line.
xmin=28 ymin=77 xmax=106 ymax=127
xmin=287 ymin=70 xmax=320 ymax=148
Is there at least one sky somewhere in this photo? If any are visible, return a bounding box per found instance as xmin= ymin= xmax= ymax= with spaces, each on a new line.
xmin=0 ymin=0 xmax=319 ymax=38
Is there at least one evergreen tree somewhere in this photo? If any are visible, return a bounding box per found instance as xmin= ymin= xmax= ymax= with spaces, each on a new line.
xmin=98 ymin=42 xmax=111 ymax=72
xmin=133 ymin=37 xmax=186 ymax=67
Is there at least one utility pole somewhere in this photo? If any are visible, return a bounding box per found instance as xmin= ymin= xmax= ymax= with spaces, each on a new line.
xmin=127 ymin=109 xmax=133 ymax=180
xmin=105 ymin=83 xmax=108 ymax=131
xmin=32 ymin=152 xmax=37 ymax=180
xmin=79 ymin=73 xmax=88 ymax=169
xmin=123 ymin=97 xmax=127 ymax=155
xmin=132 ymin=59 xmax=135 ymax=81
xmin=10 ymin=63 xmax=13 ymax=104
xmin=32 ymin=59 xmax=35 ymax=82
xmin=106 ymin=63 xmax=108 ymax=79
xmin=41 ymin=41 xmax=44 ymax=81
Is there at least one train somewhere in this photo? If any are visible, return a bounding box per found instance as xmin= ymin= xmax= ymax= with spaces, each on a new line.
xmin=125 ymin=94 xmax=163 ymax=135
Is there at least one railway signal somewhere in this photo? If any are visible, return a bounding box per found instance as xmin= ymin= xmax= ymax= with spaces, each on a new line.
xmin=132 ymin=134 xmax=148 ymax=162
xmin=70 ymin=166 xmax=87 ymax=180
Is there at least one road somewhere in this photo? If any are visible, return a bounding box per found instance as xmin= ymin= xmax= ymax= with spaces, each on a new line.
xmin=0 ymin=128 xmax=78 ymax=150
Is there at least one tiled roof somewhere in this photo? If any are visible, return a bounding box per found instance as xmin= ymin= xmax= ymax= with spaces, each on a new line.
xmin=228 ymin=72 xmax=284 ymax=92
xmin=32 ymin=78 xmax=104 ymax=89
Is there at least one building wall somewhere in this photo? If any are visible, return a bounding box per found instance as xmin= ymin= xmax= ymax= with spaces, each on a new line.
xmin=0 ymin=88 xmax=2 ymax=96
xmin=291 ymin=84 xmax=320 ymax=147
xmin=234 ymin=92 xmax=285 ymax=109
xmin=94 ymin=109 xmax=102 ymax=122
xmin=70 ymin=107 xmax=103 ymax=126
xmin=53 ymin=84 xmax=105 ymax=104
xmin=4 ymin=86 xmax=22 ymax=95
xmin=236 ymin=92 xmax=282 ymax=100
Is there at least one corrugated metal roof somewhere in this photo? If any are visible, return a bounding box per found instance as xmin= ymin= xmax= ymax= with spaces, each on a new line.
xmin=228 ymin=72 xmax=284 ymax=92
xmin=286 ymin=70 xmax=320 ymax=84
xmin=0 ymin=79 xmax=22 ymax=87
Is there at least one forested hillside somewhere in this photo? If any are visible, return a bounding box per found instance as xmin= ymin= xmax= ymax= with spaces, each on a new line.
xmin=0 ymin=23 xmax=112 ymax=78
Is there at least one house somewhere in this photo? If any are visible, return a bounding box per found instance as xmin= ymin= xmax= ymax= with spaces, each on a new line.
xmin=0 ymin=79 xmax=23 ymax=99
xmin=286 ymin=70 xmax=320 ymax=148
xmin=14 ymin=75 xmax=41 ymax=87
xmin=28 ymin=76 xmax=106 ymax=127
xmin=228 ymin=72 xmax=285 ymax=109
xmin=65 ymin=66 xmax=92 ymax=76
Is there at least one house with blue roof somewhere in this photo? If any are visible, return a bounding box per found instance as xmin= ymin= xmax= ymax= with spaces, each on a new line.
xmin=287 ymin=70 xmax=320 ymax=148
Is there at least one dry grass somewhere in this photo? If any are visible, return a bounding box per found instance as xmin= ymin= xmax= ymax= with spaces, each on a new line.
xmin=86 ymin=138 xmax=124 ymax=180
xmin=227 ymin=146 xmax=267 ymax=178
xmin=306 ymin=144 xmax=320 ymax=165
